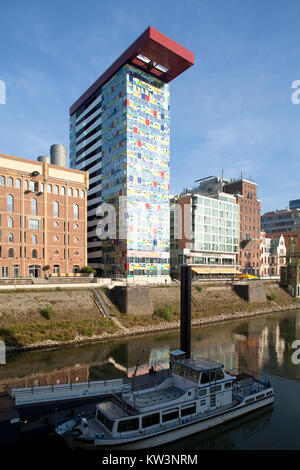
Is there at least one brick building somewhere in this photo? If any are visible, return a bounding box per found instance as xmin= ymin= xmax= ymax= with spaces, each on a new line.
xmin=0 ymin=150 xmax=88 ymax=278
xmin=224 ymin=179 xmax=261 ymax=275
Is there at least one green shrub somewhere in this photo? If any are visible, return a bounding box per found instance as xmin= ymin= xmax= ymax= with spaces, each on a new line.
xmin=267 ymin=292 xmax=277 ymax=301
xmin=80 ymin=266 xmax=96 ymax=275
xmin=40 ymin=304 xmax=54 ymax=320
xmin=195 ymin=286 xmax=202 ymax=293
xmin=154 ymin=304 xmax=178 ymax=321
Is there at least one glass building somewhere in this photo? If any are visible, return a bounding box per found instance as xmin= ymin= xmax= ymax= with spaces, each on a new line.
xmin=70 ymin=27 xmax=194 ymax=279
xmin=170 ymin=191 xmax=240 ymax=277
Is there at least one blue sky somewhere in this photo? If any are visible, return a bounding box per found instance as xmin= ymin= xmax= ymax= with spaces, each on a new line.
xmin=0 ymin=0 xmax=300 ymax=213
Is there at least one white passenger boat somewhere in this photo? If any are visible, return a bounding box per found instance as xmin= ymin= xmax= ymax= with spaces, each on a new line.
xmin=55 ymin=351 xmax=274 ymax=450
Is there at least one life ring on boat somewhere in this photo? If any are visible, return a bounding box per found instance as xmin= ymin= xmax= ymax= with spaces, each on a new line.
xmin=70 ymin=427 xmax=82 ymax=436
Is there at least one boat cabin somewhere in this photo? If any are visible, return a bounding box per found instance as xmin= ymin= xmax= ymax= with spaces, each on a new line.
xmin=93 ymin=357 xmax=235 ymax=438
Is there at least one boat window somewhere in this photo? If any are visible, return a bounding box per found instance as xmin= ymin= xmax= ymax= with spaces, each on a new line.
xmin=162 ymin=409 xmax=179 ymax=422
xmin=198 ymin=388 xmax=207 ymax=396
xmin=245 ymin=397 xmax=255 ymax=404
xmin=96 ymin=409 xmax=114 ymax=432
xmin=173 ymin=363 xmax=185 ymax=377
xmin=117 ymin=418 xmax=139 ymax=433
xmin=210 ymin=384 xmax=222 ymax=393
xmin=142 ymin=413 xmax=160 ymax=428
xmin=186 ymin=368 xmax=199 ymax=383
xmin=201 ymin=372 xmax=209 ymax=384
xmin=256 ymin=394 xmax=265 ymax=401
xmin=181 ymin=403 xmax=196 ymax=417
xmin=216 ymin=369 xmax=224 ymax=380
xmin=209 ymin=370 xmax=216 ymax=382
xmin=225 ymin=382 xmax=232 ymax=389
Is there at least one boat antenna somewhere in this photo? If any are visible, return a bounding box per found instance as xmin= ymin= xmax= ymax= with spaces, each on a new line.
xmin=131 ymin=350 xmax=145 ymax=391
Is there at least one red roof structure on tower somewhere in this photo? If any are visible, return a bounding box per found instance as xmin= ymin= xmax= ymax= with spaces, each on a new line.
xmin=70 ymin=26 xmax=194 ymax=115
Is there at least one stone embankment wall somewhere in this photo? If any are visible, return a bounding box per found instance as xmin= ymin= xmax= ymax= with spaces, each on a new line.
xmin=0 ymin=282 xmax=298 ymax=351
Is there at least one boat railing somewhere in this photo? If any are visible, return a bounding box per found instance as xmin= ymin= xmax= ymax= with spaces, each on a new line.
xmin=11 ymin=379 xmax=131 ymax=406
xmin=227 ymin=368 xmax=272 ymax=389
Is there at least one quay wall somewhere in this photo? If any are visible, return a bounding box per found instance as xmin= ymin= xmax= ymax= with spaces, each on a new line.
xmin=0 ymin=282 xmax=298 ymax=353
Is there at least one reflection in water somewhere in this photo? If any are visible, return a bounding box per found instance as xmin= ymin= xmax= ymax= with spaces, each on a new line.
xmin=162 ymin=405 xmax=274 ymax=450
xmin=1 ymin=309 xmax=300 ymax=449
xmin=1 ymin=309 xmax=300 ymax=389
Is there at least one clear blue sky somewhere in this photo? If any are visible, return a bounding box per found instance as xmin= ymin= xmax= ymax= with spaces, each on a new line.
xmin=0 ymin=0 xmax=300 ymax=213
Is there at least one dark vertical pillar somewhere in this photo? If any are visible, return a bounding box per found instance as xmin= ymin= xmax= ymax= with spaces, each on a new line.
xmin=180 ymin=265 xmax=191 ymax=359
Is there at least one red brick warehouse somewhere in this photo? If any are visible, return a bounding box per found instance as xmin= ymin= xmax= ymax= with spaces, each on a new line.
xmin=0 ymin=149 xmax=89 ymax=278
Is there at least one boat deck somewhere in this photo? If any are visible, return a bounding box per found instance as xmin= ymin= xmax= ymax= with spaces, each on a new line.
xmin=132 ymin=387 xmax=184 ymax=410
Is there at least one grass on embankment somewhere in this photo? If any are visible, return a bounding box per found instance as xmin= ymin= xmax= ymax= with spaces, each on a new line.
xmin=0 ymin=289 xmax=118 ymax=347
xmin=0 ymin=283 xmax=297 ymax=348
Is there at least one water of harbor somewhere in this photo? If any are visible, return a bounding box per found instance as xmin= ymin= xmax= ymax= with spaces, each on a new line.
xmin=2 ymin=308 xmax=300 ymax=451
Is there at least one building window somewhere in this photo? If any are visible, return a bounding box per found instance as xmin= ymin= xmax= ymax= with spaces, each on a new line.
xmin=53 ymin=235 xmax=59 ymax=241
xmin=68 ymin=188 xmax=73 ymax=197
xmin=73 ymin=265 xmax=80 ymax=273
xmin=74 ymin=223 xmax=79 ymax=229
xmin=32 ymin=249 xmax=37 ymax=259
xmin=7 ymin=195 xmax=14 ymax=212
xmin=74 ymin=189 xmax=79 ymax=198
xmin=32 ymin=234 xmax=37 ymax=244
xmin=30 ymin=181 xmax=38 ymax=192
xmin=80 ymin=190 xmax=84 ymax=198
xmin=54 ymin=221 xmax=59 ymax=227
xmin=8 ymin=217 xmax=13 ymax=228
xmin=40 ymin=182 xmax=44 ymax=192
xmin=54 ymin=250 xmax=59 ymax=255
xmin=13 ymin=264 xmax=19 ymax=277
xmin=29 ymin=219 xmax=39 ymax=230
xmin=53 ymin=201 xmax=59 ymax=218
xmin=54 ymin=185 xmax=59 ymax=194
xmin=73 ymin=204 xmax=79 ymax=220
xmin=1 ymin=266 xmax=9 ymax=277
xmin=7 ymin=177 xmax=13 ymax=187
xmin=0 ymin=176 xmax=5 ymax=185
xmin=74 ymin=251 xmax=79 ymax=255
xmin=47 ymin=184 xmax=52 ymax=193
xmin=61 ymin=186 xmax=65 ymax=195
xmin=74 ymin=237 xmax=79 ymax=242
xmin=8 ymin=232 xmax=14 ymax=243
xmin=16 ymin=178 xmax=21 ymax=188
xmin=8 ymin=248 xmax=14 ymax=258
xmin=31 ymin=198 xmax=37 ymax=215
xmin=53 ymin=265 xmax=60 ymax=274
xmin=24 ymin=180 xmax=29 ymax=190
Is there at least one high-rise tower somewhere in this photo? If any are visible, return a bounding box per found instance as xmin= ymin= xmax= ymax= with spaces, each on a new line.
xmin=70 ymin=27 xmax=194 ymax=279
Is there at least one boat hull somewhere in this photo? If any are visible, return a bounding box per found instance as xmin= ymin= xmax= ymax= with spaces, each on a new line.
xmin=63 ymin=394 xmax=274 ymax=451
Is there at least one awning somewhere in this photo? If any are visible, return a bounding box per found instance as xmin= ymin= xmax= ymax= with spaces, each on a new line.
xmin=191 ymin=266 xmax=239 ymax=275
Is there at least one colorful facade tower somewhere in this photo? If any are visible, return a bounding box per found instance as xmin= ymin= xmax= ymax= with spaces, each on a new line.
xmin=70 ymin=27 xmax=194 ymax=279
